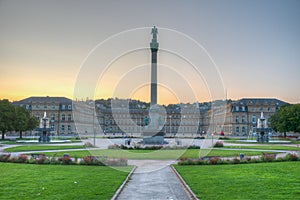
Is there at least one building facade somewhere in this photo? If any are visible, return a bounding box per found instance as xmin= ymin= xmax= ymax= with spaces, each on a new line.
xmin=203 ymin=98 xmax=287 ymax=136
xmin=13 ymin=96 xmax=75 ymax=135
xmin=13 ymin=97 xmax=288 ymax=136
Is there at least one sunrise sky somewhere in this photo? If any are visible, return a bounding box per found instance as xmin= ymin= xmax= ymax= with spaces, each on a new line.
xmin=1 ymin=0 xmax=299 ymax=104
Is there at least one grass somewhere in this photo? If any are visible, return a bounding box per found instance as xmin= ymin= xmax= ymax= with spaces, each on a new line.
xmin=33 ymin=149 xmax=275 ymax=159
xmin=222 ymin=145 xmax=299 ymax=151
xmin=175 ymin=162 xmax=300 ymax=200
xmin=5 ymin=145 xmax=85 ymax=152
xmin=0 ymin=162 xmax=132 ymax=200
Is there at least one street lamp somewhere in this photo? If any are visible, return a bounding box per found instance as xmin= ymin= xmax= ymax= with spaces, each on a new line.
xmin=169 ymin=115 xmax=172 ymax=137
xmin=212 ymin=133 xmax=214 ymax=147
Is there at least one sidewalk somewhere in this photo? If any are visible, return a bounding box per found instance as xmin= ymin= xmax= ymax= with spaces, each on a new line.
xmin=116 ymin=160 xmax=194 ymax=200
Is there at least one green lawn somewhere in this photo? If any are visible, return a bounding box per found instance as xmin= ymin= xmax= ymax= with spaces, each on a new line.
xmin=175 ymin=162 xmax=300 ymax=200
xmin=5 ymin=145 xmax=85 ymax=152
xmin=0 ymin=162 xmax=132 ymax=200
xmin=223 ymin=145 xmax=299 ymax=151
xmin=34 ymin=149 xmax=275 ymax=159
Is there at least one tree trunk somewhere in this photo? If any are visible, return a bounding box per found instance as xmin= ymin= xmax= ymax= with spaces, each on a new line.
xmin=1 ymin=131 xmax=4 ymax=140
xmin=284 ymin=131 xmax=287 ymax=138
xmin=19 ymin=131 xmax=23 ymax=139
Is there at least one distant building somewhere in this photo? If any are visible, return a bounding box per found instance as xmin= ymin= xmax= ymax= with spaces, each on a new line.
xmin=204 ymin=98 xmax=288 ymax=136
xmin=13 ymin=96 xmax=75 ymax=135
xmin=12 ymin=96 xmax=288 ymax=136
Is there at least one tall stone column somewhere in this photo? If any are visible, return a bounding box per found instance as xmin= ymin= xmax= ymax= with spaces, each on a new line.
xmin=150 ymin=26 xmax=159 ymax=106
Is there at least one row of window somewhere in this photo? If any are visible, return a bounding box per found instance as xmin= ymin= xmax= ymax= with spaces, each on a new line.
xmin=235 ymin=126 xmax=247 ymax=133
xmin=27 ymin=104 xmax=72 ymax=110
xmin=49 ymin=124 xmax=72 ymax=132
xmin=35 ymin=113 xmax=72 ymax=121
xmin=235 ymin=115 xmax=270 ymax=124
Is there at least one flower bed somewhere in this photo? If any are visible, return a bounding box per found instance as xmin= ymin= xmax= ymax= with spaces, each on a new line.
xmin=178 ymin=153 xmax=299 ymax=165
xmin=0 ymin=153 xmax=127 ymax=166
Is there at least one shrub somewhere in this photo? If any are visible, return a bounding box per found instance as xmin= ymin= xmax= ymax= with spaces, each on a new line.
xmin=108 ymin=144 xmax=120 ymax=149
xmin=214 ymin=141 xmax=224 ymax=148
xmin=0 ymin=154 xmax=11 ymax=162
xmin=84 ymin=142 xmax=94 ymax=148
xmin=261 ymin=153 xmax=276 ymax=162
xmin=58 ymin=156 xmax=73 ymax=165
xmin=14 ymin=154 xmax=28 ymax=163
xmin=285 ymin=153 xmax=299 ymax=161
xmin=232 ymin=158 xmax=240 ymax=164
xmin=35 ymin=156 xmax=50 ymax=164
xmin=187 ymin=145 xmax=201 ymax=149
xmin=209 ymin=157 xmax=220 ymax=165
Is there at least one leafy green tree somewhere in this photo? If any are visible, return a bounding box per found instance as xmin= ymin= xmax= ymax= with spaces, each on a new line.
xmin=270 ymin=104 xmax=300 ymax=137
xmin=14 ymin=106 xmax=30 ymax=139
xmin=0 ymin=99 xmax=15 ymax=140
xmin=27 ymin=115 xmax=39 ymax=134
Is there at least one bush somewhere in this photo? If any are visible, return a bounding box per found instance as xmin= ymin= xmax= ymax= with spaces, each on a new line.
xmin=232 ymin=158 xmax=240 ymax=164
xmin=81 ymin=156 xmax=104 ymax=166
xmin=0 ymin=154 xmax=11 ymax=162
xmin=14 ymin=154 xmax=28 ymax=163
xmin=214 ymin=141 xmax=224 ymax=148
xmin=58 ymin=156 xmax=73 ymax=165
xmin=35 ymin=156 xmax=50 ymax=164
xmin=108 ymin=144 xmax=120 ymax=149
xmin=285 ymin=153 xmax=299 ymax=161
xmin=208 ymin=157 xmax=220 ymax=165
xmin=261 ymin=153 xmax=276 ymax=162
xmin=84 ymin=142 xmax=94 ymax=148
xmin=187 ymin=145 xmax=201 ymax=149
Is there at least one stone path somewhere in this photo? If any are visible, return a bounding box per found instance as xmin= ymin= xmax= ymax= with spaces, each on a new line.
xmin=116 ymin=160 xmax=194 ymax=200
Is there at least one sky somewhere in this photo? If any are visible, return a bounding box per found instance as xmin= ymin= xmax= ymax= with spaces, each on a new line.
xmin=0 ymin=0 xmax=299 ymax=104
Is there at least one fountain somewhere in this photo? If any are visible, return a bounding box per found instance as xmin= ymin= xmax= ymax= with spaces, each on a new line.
xmin=37 ymin=112 xmax=51 ymax=143
xmin=253 ymin=112 xmax=272 ymax=143
xmin=16 ymin=111 xmax=72 ymax=143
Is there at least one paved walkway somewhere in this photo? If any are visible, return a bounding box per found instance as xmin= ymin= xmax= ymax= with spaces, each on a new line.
xmin=117 ymin=160 xmax=193 ymax=200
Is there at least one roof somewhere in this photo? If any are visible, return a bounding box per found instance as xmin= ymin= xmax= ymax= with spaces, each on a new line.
xmin=13 ymin=96 xmax=72 ymax=105
xmin=233 ymin=98 xmax=288 ymax=106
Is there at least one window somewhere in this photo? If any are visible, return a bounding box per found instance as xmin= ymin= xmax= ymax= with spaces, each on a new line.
xmin=242 ymin=116 xmax=245 ymax=123
xmin=252 ymin=116 xmax=257 ymax=123
xmin=61 ymin=114 xmax=65 ymax=121
xmin=68 ymin=105 xmax=72 ymax=110
xmin=68 ymin=125 xmax=71 ymax=132
xmin=62 ymin=105 xmax=66 ymax=110
xmin=36 ymin=114 xmax=40 ymax=120
xmin=50 ymin=124 xmax=55 ymax=130
xmin=242 ymin=106 xmax=245 ymax=111
xmin=236 ymin=127 xmax=239 ymax=133
xmin=235 ymin=116 xmax=239 ymax=123
xmin=242 ymin=127 xmax=246 ymax=133
xmin=51 ymin=114 xmax=55 ymax=121
xmin=235 ymin=106 xmax=239 ymax=111
xmin=67 ymin=114 xmax=72 ymax=121
xmin=61 ymin=125 xmax=65 ymax=131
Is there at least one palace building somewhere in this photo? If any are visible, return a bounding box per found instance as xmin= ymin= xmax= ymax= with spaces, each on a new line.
xmin=13 ymin=96 xmax=75 ymax=135
xmin=13 ymin=96 xmax=287 ymax=136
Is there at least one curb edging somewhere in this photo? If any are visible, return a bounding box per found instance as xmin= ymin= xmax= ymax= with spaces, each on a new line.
xmin=111 ymin=165 xmax=137 ymax=200
xmin=170 ymin=165 xmax=199 ymax=200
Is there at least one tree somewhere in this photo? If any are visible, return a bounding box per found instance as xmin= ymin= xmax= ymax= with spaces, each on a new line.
xmin=14 ymin=106 xmax=30 ymax=139
xmin=0 ymin=99 xmax=15 ymax=140
xmin=270 ymin=104 xmax=300 ymax=137
xmin=27 ymin=115 xmax=39 ymax=134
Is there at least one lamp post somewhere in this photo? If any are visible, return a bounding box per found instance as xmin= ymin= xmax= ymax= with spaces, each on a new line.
xmin=212 ymin=133 xmax=214 ymax=147
xmin=93 ymin=106 xmax=96 ymax=147
xmin=169 ymin=115 xmax=172 ymax=137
